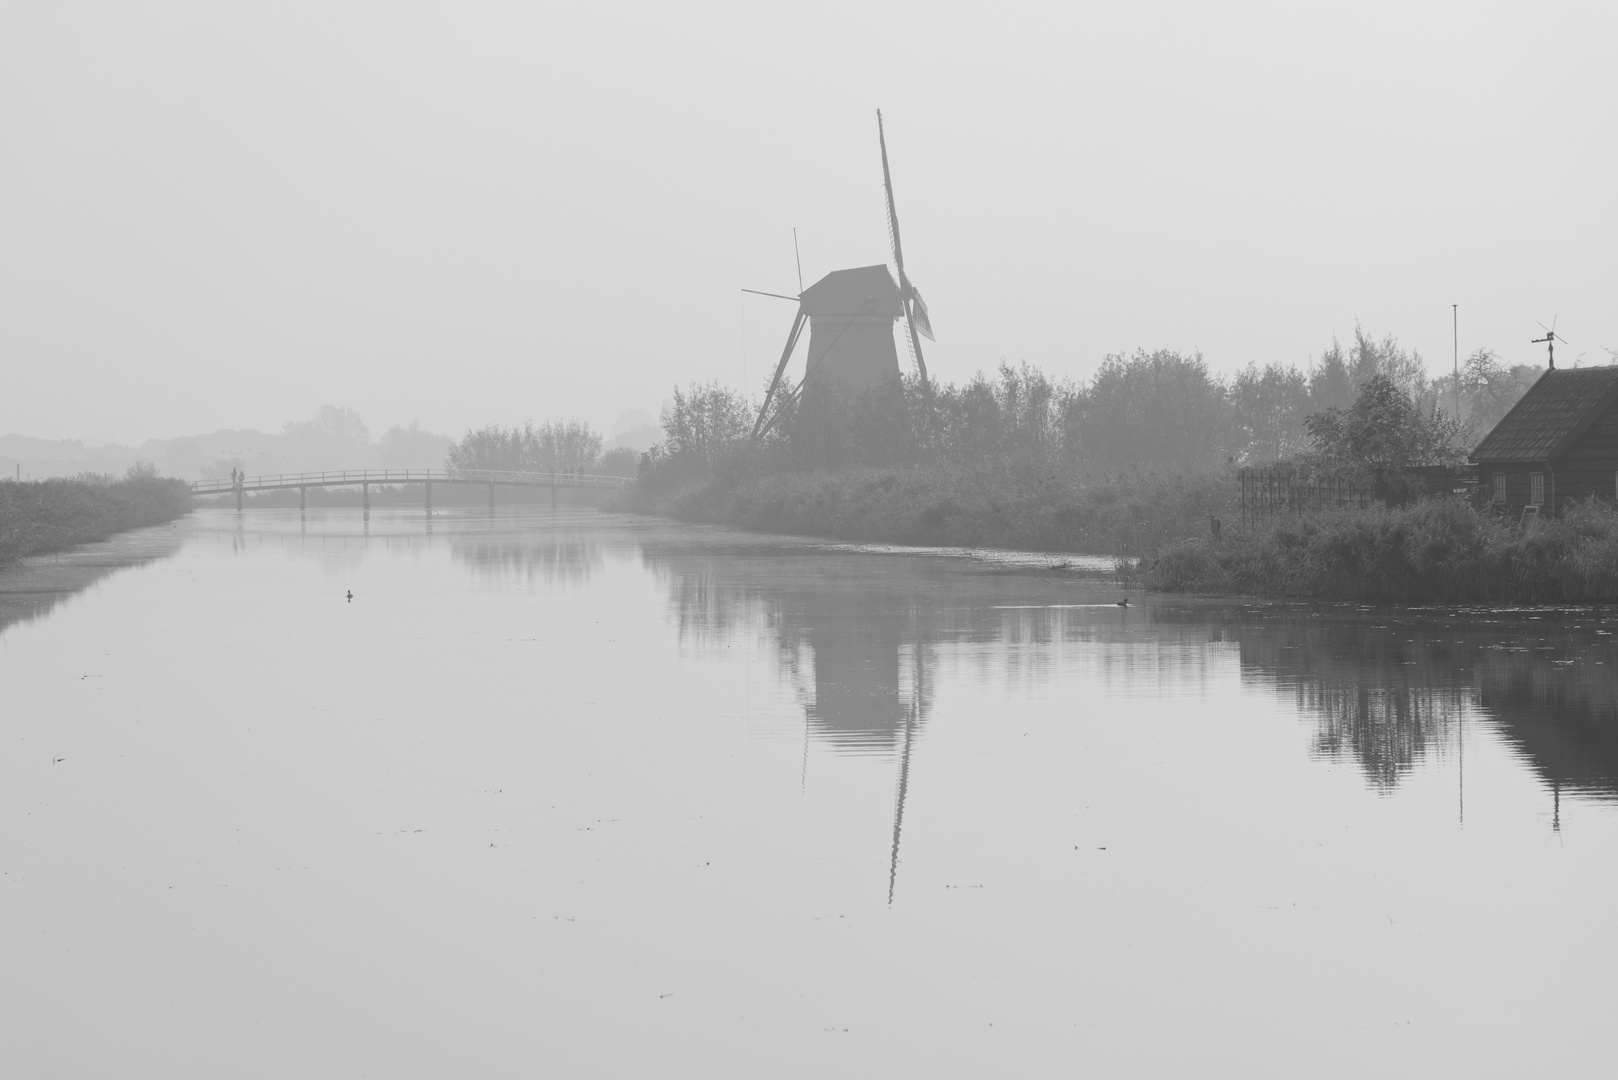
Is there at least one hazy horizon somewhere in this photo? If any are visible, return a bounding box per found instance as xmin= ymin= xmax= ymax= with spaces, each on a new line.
xmin=4 ymin=2 xmax=1614 ymax=445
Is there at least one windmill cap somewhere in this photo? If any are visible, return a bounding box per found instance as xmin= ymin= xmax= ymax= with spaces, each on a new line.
xmin=800 ymin=265 xmax=903 ymax=317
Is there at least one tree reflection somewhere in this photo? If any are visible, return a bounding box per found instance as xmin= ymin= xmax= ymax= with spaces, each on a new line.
xmin=644 ymin=534 xmax=1618 ymax=816
xmin=0 ymin=528 xmax=186 ymax=639
xmin=1156 ymin=604 xmax=1618 ymax=799
xmin=449 ymin=527 xmax=605 ymax=586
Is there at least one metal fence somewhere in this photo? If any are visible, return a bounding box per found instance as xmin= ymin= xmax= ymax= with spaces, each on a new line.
xmin=1239 ymin=466 xmax=1370 ymax=525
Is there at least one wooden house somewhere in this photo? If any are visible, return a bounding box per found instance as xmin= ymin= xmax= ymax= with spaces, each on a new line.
xmin=1471 ymin=366 xmax=1618 ymax=517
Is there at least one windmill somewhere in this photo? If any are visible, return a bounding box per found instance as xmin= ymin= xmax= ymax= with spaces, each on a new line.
xmin=748 ymin=110 xmax=935 ymax=440
xmin=1532 ymin=317 xmax=1569 ymax=369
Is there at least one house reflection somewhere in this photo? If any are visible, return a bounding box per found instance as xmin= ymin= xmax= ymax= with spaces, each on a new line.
xmin=1474 ymin=635 xmax=1618 ymax=800
xmin=1155 ymin=602 xmax=1618 ymax=800
xmin=645 ymin=532 xmax=1618 ymax=845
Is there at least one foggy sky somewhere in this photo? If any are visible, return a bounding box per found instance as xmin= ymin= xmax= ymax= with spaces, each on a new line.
xmin=3 ymin=1 xmax=1614 ymax=446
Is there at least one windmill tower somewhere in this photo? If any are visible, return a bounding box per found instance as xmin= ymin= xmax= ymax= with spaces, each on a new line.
xmin=750 ymin=110 xmax=935 ymax=439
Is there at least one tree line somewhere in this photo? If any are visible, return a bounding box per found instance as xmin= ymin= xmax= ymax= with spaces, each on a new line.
xmin=444 ymin=419 xmax=638 ymax=477
xmin=647 ymin=324 xmax=1549 ymax=485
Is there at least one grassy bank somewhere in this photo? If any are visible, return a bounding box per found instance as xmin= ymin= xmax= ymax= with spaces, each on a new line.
xmin=623 ymin=466 xmax=1234 ymax=555
xmin=0 ymin=472 xmax=193 ymax=567
xmin=1145 ymin=497 xmax=1618 ymax=603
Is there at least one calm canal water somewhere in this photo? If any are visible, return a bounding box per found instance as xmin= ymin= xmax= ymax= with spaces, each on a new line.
xmin=3 ymin=508 xmax=1617 ymax=1077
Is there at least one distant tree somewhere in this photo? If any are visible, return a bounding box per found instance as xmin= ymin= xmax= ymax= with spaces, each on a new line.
xmin=1071 ymin=349 xmax=1231 ymax=471
xmin=597 ymin=446 xmax=640 ymax=478
xmin=1349 ymin=323 xmax=1429 ymax=402
xmin=1458 ymin=348 xmax=1542 ymax=436
xmin=539 ymin=420 xmax=603 ymax=474
xmin=658 ymin=382 xmax=754 ymax=472
xmin=1307 ymin=335 xmax=1355 ymax=413
xmin=372 ymin=421 xmax=452 ymax=470
xmin=1229 ymin=361 xmax=1311 ymax=463
xmin=444 ymin=419 xmax=603 ymax=474
xmin=282 ymin=405 xmax=371 ymax=470
xmin=205 ymin=455 xmax=244 ymax=482
xmin=1303 ymin=374 xmax=1465 ymax=498
xmin=445 ymin=424 xmax=533 ymax=472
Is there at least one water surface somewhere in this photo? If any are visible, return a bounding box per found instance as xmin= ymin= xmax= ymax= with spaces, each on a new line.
xmin=3 ymin=509 xmax=1616 ymax=1077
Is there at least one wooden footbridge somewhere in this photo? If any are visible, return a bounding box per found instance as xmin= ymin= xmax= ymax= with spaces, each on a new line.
xmin=191 ymin=468 xmax=632 ymax=510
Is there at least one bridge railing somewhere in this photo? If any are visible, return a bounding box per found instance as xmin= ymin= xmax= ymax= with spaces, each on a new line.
xmin=190 ymin=468 xmax=634 ymax=495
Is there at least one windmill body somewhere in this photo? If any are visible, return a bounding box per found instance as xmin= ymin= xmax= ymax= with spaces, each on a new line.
xmin=748 ymin=111 xmax=933 ymax=441
xmin=800 ymin=265 xmax=904 ymax=393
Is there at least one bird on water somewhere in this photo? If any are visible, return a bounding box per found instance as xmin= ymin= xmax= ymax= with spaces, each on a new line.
xmin=1116 ymin=598 xmax=1129 ymax=608
xmin=346 ymin=591 xmax=353 ymax=603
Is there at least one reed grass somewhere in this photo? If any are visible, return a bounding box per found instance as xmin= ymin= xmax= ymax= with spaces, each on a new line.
xmin=0 ymin=471 xmax=193 ymax=566
xmin=1145 ymin=497 xmax=1618 ymax=603
xmin=627 ymin=465 xmax=1235 ymax=556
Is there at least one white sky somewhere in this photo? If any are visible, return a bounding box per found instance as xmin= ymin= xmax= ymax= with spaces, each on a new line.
xmin=2 ymin=1 xmax=1614 ymax=445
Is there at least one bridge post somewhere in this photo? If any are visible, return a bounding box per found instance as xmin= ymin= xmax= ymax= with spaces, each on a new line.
xmin=299 ymin=485 xmax=306 ymax=512
xmin=488 ymin=481 xmax=495 ymax=510
xmin=424 ymin=479 xmax=432 ymax=512
xmin=235 ymin=481 xmax=242 ymax=512
xmin=362 ymin=482 xmax=370 ymax=512
xmin=551 ymin=475 xmax=557 ymax=510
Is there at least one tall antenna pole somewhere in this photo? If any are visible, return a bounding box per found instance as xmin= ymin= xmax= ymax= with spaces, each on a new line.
xmin=1452 ymin=304 xmax=1458 ymax=420
xmin=793 ymin=228 xmax=804 ymax=294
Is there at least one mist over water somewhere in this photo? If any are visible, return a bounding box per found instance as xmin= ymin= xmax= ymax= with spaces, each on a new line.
xmin=3 ymin=509 xmax=1615 ymax=1076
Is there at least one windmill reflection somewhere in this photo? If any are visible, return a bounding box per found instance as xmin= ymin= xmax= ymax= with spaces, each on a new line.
xmin=644 ymin=543 xmax=941 ymax=900
xmin=647 ymin=531 xmax=1618 ymax=894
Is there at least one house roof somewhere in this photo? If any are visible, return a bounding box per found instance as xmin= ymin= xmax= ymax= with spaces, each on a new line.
xmin=799 ymin=265 xmax=902 ymax=318
xmin=1471 ymin=366 xmax=1618 ymax=463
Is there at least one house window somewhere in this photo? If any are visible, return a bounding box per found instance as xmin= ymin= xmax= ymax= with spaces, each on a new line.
xmin=1493 ymin=472 xmax=1506 ymax=498
xmin=1530 ymin=472 xmax=1545 ymax=505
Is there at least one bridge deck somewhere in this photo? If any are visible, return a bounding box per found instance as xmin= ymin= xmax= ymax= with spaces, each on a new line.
xmin=192 ymin=469 xmax=632 ymax=496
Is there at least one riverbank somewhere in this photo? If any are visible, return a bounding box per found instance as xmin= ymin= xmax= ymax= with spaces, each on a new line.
xmin=0 ymin=473 xmax=193 ymax=567
xmin=620 ymin=466 xmax=1234 ymax=556
xmin=1144 ymin=496 xmax=1618 ymax=603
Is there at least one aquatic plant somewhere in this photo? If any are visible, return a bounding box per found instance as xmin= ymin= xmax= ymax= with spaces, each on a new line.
xmin=1145 ymin=497 xmax=1618 ymax=603
xmin=0 ymin=472 xmax=192 ymax=566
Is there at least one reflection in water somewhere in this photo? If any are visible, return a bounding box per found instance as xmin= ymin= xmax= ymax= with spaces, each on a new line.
xmin=0 ymin=525 xmax=187 ymax=638
xmin=1158 ymin=603 xmax=1618 ymax=801
xmin=449 ymin=527 xmax=605 ymax=586
xmin=644 ymin=542 xmax=949 ymax=901
xmin=1476 ymin=630 xmax=1618 ymax=800
xmin=1151 ymin=606 xmax=1470 ymax=790
xmin=888 ymin=642 xmax=928 ymax=904
xmin=648 ymin=535 xmax=1618 ymax=820
xmin=190 ymin=509 xmax=613 ymax=590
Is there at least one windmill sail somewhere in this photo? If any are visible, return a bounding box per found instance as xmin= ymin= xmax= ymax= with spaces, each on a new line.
xmin=876 ymin=110 xmax=932 ymax=383
xmin=910 ymin=287 xmax=934 ymax=341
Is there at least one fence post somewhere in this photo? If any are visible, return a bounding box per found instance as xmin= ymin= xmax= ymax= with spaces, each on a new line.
xmin=299 ymin=485 xmax=306 ymax=512
xmin=362 ymin=482 xmax=369 ymax=512
xmin=488 ymin=481 xmax=495 ymax=510
xmin=425 ymin=479 xmax=432 ymax=513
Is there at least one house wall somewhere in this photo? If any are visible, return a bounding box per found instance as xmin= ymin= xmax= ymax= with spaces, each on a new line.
xmin=1476 ymin=462 xmax=1552 ymax=515
xmin=1551 ymin=399 xmax=1618 ymax=504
